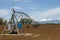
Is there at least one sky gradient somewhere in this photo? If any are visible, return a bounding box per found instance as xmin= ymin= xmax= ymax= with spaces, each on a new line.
xmin=0 ymin=0 xmax=60 ymax=21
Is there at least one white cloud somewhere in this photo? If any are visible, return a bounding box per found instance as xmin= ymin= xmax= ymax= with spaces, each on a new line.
xmin=0 ymin=9 xmax=11 ymax=21
xmin=13 ymin=6 xmax=23 ymax=9
xmin=39 ymin=19 xmax=52 ymax=21
xmin=31 ymin=8 xmax=60 ymax=21
xmin=40 ymin=8 xmax=60 ymax=18
xmin=15 ymin=0 xmax=31 ymax=2
xmin=0 ymin=9 xmax=9 ymax=16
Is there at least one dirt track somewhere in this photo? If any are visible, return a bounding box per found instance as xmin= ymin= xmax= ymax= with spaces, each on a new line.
xmin=0 ymin=24 xmax=60 ymax=40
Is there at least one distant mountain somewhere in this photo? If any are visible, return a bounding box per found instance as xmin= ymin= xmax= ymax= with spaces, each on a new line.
xmin=36 ymin=20 xmax=60 ymax=24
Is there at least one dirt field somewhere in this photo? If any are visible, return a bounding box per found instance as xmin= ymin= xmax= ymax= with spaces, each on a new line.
xmin=0 ymin=24 xmax=60 ymax=40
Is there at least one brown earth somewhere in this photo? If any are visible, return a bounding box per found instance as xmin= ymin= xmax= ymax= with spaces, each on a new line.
xmin=0 ymin=24 xmax=60 ymax=40
xmin=0 ymin=25 xmax=4 ymax=33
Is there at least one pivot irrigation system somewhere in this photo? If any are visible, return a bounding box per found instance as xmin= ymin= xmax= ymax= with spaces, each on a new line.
xmin=1 ymin=8 xmax=33 ymax=35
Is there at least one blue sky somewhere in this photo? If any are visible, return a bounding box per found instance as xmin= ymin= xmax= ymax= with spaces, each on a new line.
xmin=0 ymin=0 xmax=60 ymax=21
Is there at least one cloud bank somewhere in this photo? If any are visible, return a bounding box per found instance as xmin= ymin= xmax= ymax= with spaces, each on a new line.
xmin=0 ymin=7 xmax=60 ymax=21
xmin=31 ymin=8 xmax=60 ymax=21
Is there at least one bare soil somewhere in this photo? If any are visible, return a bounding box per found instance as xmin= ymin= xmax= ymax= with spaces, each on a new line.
xmin=0 ymin=24 xmax=60 ymax=40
